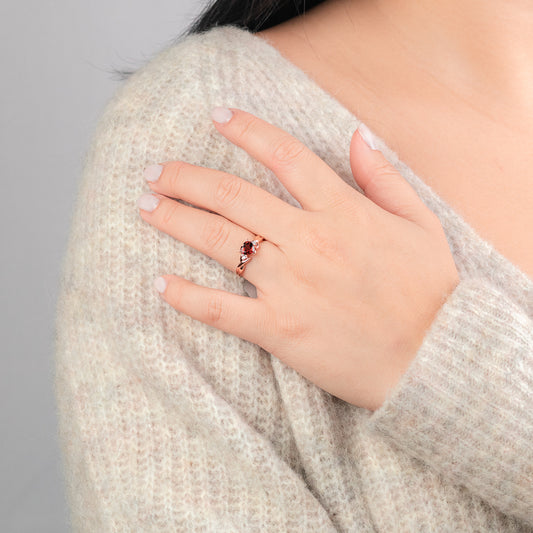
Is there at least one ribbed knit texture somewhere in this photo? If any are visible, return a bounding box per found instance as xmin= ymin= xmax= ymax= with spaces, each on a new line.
xmin=54 ymin=25 xmax=533 ymax=532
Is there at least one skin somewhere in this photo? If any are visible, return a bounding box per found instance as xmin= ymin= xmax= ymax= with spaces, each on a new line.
xmin=256 ymin=0 xmax=533 ymax=281
xmin=137 ymin=0 xmax=532 ymax=410
xmin=138 ymin=107 xmax=459 ymax=412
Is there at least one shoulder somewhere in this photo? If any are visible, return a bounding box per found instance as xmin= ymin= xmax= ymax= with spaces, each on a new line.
xmin=94 ymin=25 xmax=274 ymax=132
xmin=65 ymin=25 xmax=300 ymax=282
xmin=86 ymin=25 xmax=293 ymax=174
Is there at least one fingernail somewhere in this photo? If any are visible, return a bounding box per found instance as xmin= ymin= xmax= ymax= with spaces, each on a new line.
xmin=144 ymin=164 xmax=163 ymax=182
xmin=211 ymin=106 xmax=233 ymax=124
xmin=154 ymin=276 xmax=167 ymax=293
xmin=138 ymin=193 xmax=160 ymax=212
xmin=357 ymin=122 xmax=377 ymax=150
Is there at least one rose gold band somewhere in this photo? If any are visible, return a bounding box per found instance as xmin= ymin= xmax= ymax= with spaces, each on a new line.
xmin=236 ymin=235 xmax=265 ymax=277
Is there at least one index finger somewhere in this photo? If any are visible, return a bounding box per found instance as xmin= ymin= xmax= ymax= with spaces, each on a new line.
xmin=211 ymin=107 xmax=355 ymax=212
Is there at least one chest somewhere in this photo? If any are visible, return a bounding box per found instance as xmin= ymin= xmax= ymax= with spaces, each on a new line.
xmin=257 ymin=28 xmax=533 ymax=282
xmin=360 ymin=99 xmax=533 ymax=282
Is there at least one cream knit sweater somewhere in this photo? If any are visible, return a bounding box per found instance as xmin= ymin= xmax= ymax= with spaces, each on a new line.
xmin=54 ymin=25 xmax=533 ymax=532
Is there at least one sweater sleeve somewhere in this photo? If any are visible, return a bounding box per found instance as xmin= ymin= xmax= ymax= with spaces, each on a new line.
xmin=53 ymin=37 xmax=338 ymax=532
xmin=364 ymin=276 xmax=533 ymax=527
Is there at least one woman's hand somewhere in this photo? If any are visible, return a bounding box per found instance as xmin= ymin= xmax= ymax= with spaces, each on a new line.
xmin=137 ymin=107 xmax=459 ymax=411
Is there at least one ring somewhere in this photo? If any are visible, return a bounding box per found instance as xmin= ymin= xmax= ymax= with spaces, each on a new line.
xmin=236 ymin=235 xmax=265 ymax=276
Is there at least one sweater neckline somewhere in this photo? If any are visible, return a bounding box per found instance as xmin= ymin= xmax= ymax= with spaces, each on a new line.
xmin=213 ymin=25 xmax=532 ymax=289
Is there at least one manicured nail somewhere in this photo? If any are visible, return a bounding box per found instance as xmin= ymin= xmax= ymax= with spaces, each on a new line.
xmin=357 ymin=122 xmax=377 ymax=150
xmin=144 ymin=164 xmax=163 ymax=182
xmin=211 ymin=106 xmax=233 ymax=124
xmin=137 ymin=193 xmax=160 ymax=212
xmin=154 ymin=276 xmax=167 ymax=293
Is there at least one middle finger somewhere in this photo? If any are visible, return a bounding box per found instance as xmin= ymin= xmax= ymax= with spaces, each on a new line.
xmin=146 ymin=160 xmax=301 ymax=246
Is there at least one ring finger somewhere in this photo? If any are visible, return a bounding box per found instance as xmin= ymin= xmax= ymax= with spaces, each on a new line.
xmin=137 ymin=192 xmax=281 ymax=291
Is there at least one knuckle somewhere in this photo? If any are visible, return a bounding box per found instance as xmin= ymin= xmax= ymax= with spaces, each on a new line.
xmin=168 ymin=277 xmax=185 ymax=305
xmin=325 ymin=187 xmax=353 ymax=211
xmin=214 ymin=175 xmax=244 ymax=209
xmin=206 ymin=293 xmax=224 ymax=324
xmin=161 ymin=201 xmax=179 ymax=225
xmin=371 ymin=160 xmax=397 ymax=177
xmin=275 ymin=312 xmax=307 ymax=341
xmin=202 ymin=217 xmax=231 ymax=251
xmin=300 ymin=220 xmax=339 ymax=259
xmin=287 ymin=261 xmax=315 ymax=289
xmin=233 ymin=114 xmax=260 ymax=143
xmin=166 ymin=160 xmax=188 ymax=192
xmin=271 ymin=135 xmax=307 ymax=168
xmin=367 ymin=163 xmax=398 ymax=190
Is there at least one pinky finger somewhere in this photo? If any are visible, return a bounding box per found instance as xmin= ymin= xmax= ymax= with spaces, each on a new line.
xmin=154 ymin=275 xmax=269 ymax=347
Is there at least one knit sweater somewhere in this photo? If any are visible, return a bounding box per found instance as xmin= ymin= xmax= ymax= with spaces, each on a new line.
xmin=54 ymin=24 xmax=533 ymax=532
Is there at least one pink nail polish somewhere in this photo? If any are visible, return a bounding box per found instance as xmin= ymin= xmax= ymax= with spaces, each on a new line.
xmin=154 ymin=277 xmax=167 ymax=293
xmin=357 ymin=122 xmax=378 ymax=150
xmin=211 ymin=107 xmax=233 ymax=124
xmin=144 ymin=164 xmax=163 ymax=182
xmin=137 ymin=193 xmax=160 ymax=212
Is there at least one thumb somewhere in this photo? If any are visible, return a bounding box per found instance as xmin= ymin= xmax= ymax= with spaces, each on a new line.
xmin=350 ymin=123 xmax=434 ymax=228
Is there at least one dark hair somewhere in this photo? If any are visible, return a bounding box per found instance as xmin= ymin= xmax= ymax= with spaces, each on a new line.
xmin=112 ymin=0 xmax=325 ymax=80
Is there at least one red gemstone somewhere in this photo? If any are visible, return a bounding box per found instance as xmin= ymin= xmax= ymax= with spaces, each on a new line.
xmin=240 ymin=241 xmax=255 ymax=255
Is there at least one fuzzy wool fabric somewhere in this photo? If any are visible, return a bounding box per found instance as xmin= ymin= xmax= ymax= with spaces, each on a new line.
xmin=54 ymin=24 xmax=533 ymax=532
